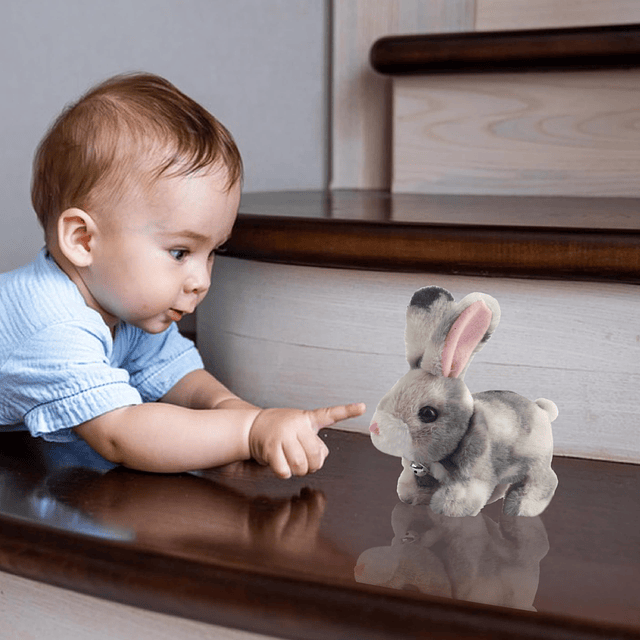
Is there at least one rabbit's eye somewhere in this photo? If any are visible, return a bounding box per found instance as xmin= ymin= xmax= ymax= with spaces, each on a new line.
xmin=418 ymin=405 xmax=438 ymax=423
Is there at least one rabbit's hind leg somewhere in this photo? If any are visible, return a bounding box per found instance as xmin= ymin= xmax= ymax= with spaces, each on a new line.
xmin=502 ymin=466 xmax=558 ymax=517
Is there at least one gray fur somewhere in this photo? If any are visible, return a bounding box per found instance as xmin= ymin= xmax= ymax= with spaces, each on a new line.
xmin=475 ymin=391 xmax=537 ymax=435
xmin=410 ymin=287 xmax=453 ymax=311
xmin=416 ymin=472 xmax=439 ymax=491
xmin=489 ymin=441 xmax=530 ymax=484
xmin=370 ymin=286 xmax=558 ymax=517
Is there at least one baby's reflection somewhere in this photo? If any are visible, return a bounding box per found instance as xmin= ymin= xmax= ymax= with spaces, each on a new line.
xmin=355 ymin=503 xmax=549 ymax=611
xmin=47 ymin=466 xmax=354 ymax=579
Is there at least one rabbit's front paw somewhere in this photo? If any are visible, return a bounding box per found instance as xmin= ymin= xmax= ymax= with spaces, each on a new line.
xmin=430 ymin=482 xmax=488 ymax=517
xmin=396 ymin=464 xmax=437 ymax=505
xmin=397 ymin=475 xmax=424 ymax=505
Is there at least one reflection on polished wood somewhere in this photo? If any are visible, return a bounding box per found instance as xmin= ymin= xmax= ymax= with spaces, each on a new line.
xmin=229 ymin=191 xmax=640 ymax=284
xmin=355 ymin=502 xmax=551 ymax=611
xmin=0 ymin=430 xmax=638 ymax=639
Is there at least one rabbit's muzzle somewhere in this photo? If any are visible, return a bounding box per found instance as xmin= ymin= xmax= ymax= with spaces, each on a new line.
xmin=369 ymin=408 xmax=414 ymax=459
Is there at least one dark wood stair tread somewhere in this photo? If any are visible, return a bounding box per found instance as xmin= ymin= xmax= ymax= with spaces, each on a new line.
xmin=224 ymin=190 xmax=640 ymax=284
xmin=370 ymin=23 xmax=640 ymax=75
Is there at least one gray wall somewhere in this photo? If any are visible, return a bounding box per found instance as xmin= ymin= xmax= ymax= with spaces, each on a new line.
xmin=0 ymin=0 xmax=329 ymax=272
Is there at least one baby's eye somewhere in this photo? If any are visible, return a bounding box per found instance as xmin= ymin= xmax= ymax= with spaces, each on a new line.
xmin=169 ymin=249 xmax=189 ymax=262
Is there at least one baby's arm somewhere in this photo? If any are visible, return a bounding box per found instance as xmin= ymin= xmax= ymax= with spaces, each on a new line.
xmin=74 ymin=369 xmax=365 ymax=477
xmin=74 ymin=402 xmax=258 ymax=473
xmin=160 ymin=368 xmax=260 ymax=411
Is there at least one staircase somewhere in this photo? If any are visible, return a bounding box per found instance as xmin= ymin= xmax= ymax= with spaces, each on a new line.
xmin=198 ymin=21 xmax=640 ymax=466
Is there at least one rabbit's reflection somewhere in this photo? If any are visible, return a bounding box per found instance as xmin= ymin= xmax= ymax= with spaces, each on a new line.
xmin=355 ymin=502 xmax=549 ymax=611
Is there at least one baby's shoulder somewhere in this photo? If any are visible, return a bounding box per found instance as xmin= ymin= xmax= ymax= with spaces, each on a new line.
xmin=0 ymin=251 xmax=108 ymax=355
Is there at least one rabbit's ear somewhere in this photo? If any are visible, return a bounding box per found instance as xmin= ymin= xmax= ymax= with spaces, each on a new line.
xmin=442 ymin=300 xmax=492 ymax=378
xmin=405 ymin=287 xmax=500 ymax=378
xmin=442 ymin=292 xmax=500 ymax=378
xmin=405 ymin=287 xmax=456 ymax=373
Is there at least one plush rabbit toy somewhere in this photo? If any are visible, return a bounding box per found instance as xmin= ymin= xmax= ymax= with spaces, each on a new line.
xmin=369 ymin=286 xmax=558 ymax=518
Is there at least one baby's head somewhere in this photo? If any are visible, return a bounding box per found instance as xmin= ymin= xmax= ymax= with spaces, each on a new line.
xmin=32 ymin=72 xmax=242 ymax=242
xmin=31 ymin=73 xmax=243 ymax=334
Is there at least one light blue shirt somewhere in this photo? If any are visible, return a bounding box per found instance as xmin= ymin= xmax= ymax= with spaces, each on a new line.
xmin=0 ymin=249 xmax=204 ymax=442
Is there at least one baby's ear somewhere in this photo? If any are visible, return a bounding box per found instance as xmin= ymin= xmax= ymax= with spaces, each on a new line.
xmin=57 ymin=208 xmax=97 ymax=267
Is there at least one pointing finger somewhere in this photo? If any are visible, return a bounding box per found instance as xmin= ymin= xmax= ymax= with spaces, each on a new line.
xmin=309 ymin=402 xmax=366 ymax=431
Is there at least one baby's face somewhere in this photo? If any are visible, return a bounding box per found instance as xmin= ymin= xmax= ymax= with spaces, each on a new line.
xmin=84 ymin=168 xmax=240 ymax=333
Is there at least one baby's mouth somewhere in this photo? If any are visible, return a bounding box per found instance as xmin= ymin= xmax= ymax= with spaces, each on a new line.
xmin=167 ymin=309 xmax=185 ymax=322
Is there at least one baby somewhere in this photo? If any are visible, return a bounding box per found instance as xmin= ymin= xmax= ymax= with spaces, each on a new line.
xmin=0 ymin=72 xmax=365 ymax=477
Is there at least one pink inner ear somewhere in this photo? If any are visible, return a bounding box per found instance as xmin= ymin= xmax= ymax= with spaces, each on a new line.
xmin=441 ymin=301 xmax=492 ymax=378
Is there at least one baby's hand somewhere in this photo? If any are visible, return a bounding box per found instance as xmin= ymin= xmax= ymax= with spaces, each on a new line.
xmin=249 ymin=403 xmax=366 ymax=478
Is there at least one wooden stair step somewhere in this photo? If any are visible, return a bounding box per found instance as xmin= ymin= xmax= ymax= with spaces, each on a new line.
xmin=371 ymin=23 xmax=640 ymax=75
xmin=225 ymin=191 xmax=640 ymax=284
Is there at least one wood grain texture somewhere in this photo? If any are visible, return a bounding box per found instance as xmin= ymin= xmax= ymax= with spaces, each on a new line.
xmin=393 ymin=69 xmax=640 ymax=196
xmin=198 ymin=256 xmax=640 ymax=464
xmin=476 ymin=0 xmax=640 ymax=31
xmin=331 ymin=0 xmax=475 ymax=190
xmin=0 ymin=571 xmax=274 ymax=640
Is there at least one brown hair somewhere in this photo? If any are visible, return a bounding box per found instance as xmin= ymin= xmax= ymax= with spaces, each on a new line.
xmin=31 ymin=72 xmax=243 ymax=238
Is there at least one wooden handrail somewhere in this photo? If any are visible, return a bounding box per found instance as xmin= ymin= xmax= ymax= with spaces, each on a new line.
xmin=370 ymin=23 xmax=640 ymax=75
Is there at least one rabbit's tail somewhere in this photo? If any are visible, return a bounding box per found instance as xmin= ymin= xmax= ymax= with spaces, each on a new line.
xmin=535 ymin=398 xmax=558 ymax=422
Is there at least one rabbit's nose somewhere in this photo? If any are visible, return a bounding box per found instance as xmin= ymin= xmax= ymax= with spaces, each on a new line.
xmin=370 ymin=422 xmax=380 ymax=435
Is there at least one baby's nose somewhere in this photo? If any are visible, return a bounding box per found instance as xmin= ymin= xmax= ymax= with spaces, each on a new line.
xmin=184 ymin=269 xmax=211 ymax=295
xmin=188 ymin=280 xmax=209 ymax=295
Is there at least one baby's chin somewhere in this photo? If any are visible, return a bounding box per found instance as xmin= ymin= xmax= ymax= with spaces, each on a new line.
xmin=127 ymin=316 xmax=175 ymax=334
